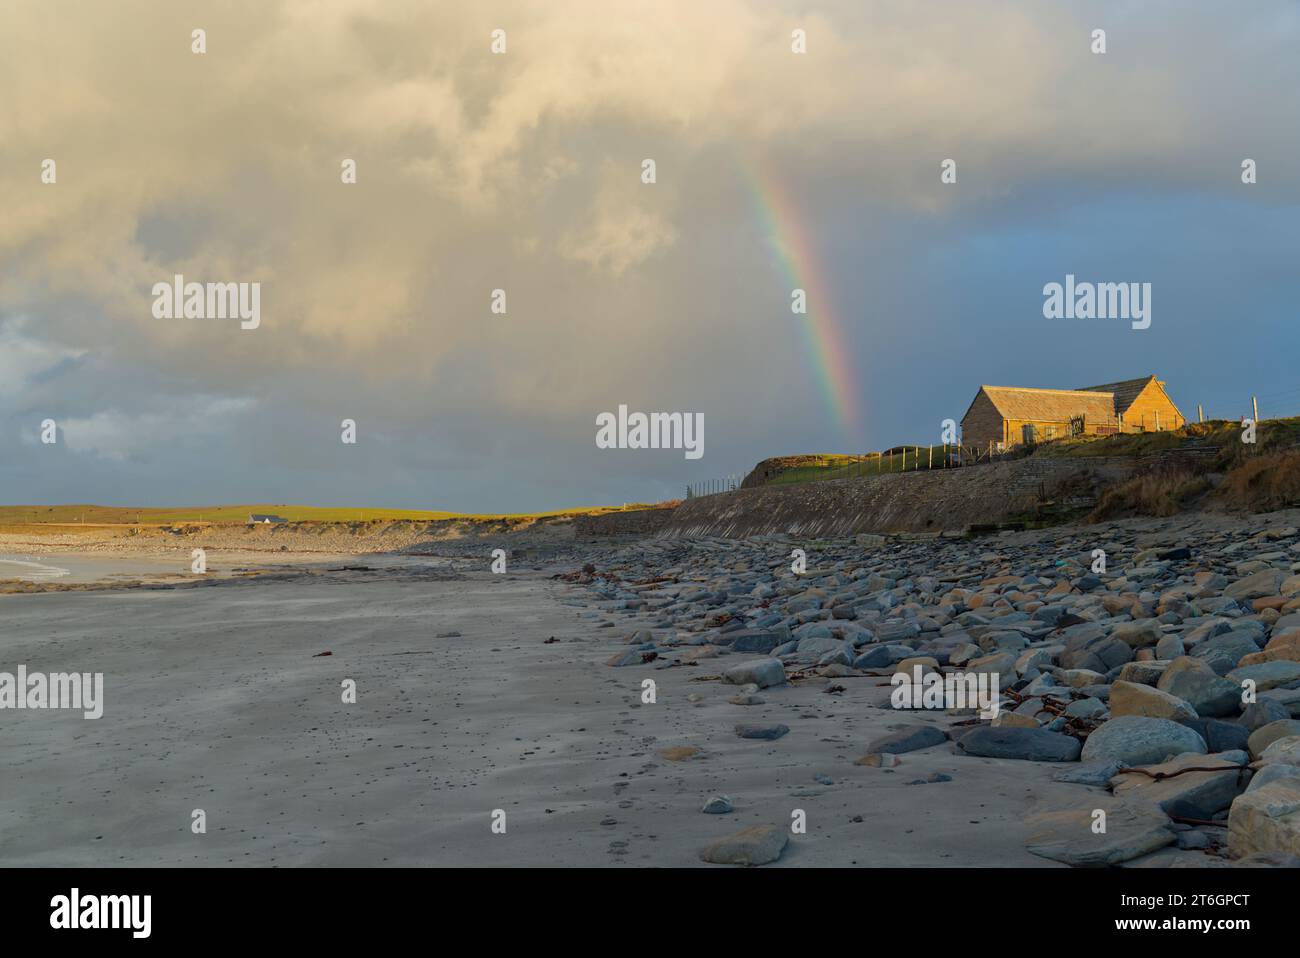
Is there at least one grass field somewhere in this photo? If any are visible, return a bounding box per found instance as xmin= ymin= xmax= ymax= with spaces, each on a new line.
xmin=0 ymin=502 xmax=669 ymax=527
xmin=765 ymin=447 xmax=958 ymax=484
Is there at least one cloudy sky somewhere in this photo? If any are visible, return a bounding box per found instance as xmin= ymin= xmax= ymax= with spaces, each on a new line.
xmin=2 ymin=1 xmax=1298 ymax=512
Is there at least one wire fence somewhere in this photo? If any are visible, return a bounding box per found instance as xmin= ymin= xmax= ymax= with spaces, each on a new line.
xmin=685 ymin=474 xmax=743 ymax=499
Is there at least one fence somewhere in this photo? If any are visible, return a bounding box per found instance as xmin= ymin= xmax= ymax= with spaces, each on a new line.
xmin=685 ymin=474 xmax=742 ymax=499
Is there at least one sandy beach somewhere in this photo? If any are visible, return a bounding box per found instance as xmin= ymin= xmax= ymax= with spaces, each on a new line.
xmin=0 ymin=557 xmax=1112 ymax=867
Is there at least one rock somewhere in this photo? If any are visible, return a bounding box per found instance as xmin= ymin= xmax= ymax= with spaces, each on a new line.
xmin=1241 ymin=699 xmax=1291 ymax=731
xmin=1117 ymin=660 xmax=1167 ymax=686
xmin=701 ymin=795 xmax=734 ymax=814
xmin=877 ymin=621 xmax=921 ymax=642
xmin=735 ymin=723 xmax=789 ymax=741
xmin=1247 ymin=764 xmax=1300 ymax=793
xmin=1263 ymin=688 xmax=1300 ymax=718
xmin=728 ymin=629 xmax=781 ymax=654
xmin=967 ymin=651 xmax=1016 ymax=675
xmin=956 ymin=726 xmax=1082 ymax=762
xmin=1058 ymin=668 xmax=1108 ymax=688
xmin=1081 ymin=716 xmax=1208 ymax=766
xmin=796 ymin=635 xmax=847 ymax=657
xmin=1014 ymin=647 xmax=1055 ymax=676
xmin=1064 ymin=697 xmax=1108 ymax=720
xmin=1109 ymin=681 xmax=1198 ymax=722
xmin=1248 ymin=720 xmax=1300 ymax=759
xmin=1053 ymin=760 xmax=1122 ymax=786
xmin=1259 ymin=735 xmax=1300 ymax=766
xmin=728 ymin=693 xmax=765 ymax=706
xmin=722 ymin=658 xmax=787 ymax=688
xmin=817 ymin=648 xmax=852 ymax=668
xmin=1025 ymin=797 xmax=1176 ymax=866
xmin=1228 ymin=660 xmax=1300 ymax=692
xmin=855 ymin=752 xmax=900 ymax=767
xmin=894 ymin=656 xmax=940 ymax=674
xmin=606 ymin=648 xmax=656 ymax=667
xmin=1155 ymin=634 xmax=1186 ymax=660
xmin=700 ymin=824 xmax=789 ymax=866
xmin=1228 ymin=779 xmax=1300 ymax=858
xmin=1111 ymin=619 xmax=1164 ymax=649
xmin=1158 ymin=655 xmax=1216 ymax=684
xmin=1241 ymin=630 xmax=1300 ymax=667
xmin=994 ymin=712 xmax=1041 ymax=729
xmin=866 ymin=725 xmax=947 ymax=755
xmin=659 ymin=746 xmax=700 ymax=762
xmin=1111 ymin=753 xmax=1246 ymax=819
xmin=852 ymin=646 xmax=895 ymax=669
xmin=1181 ymin=718 xmax=1250 ymax=754
xmin=1225 ymin=569 xmax=1287 ymax=601
xmin=1060 ymin=634 xmax=1132 ymax=673
xmin=1193 ymin=633 xmax=1263 ymax=674
xmin=1159 ymin=669 xmax=1242 ymax=718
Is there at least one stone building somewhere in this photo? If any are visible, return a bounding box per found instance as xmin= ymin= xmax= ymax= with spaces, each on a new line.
xmin=960 ymin=375 xmax=1185 ymax=450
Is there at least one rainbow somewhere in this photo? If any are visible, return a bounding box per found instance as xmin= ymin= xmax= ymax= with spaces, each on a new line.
xmin=741 ymin=160 xmax=860 ymax=438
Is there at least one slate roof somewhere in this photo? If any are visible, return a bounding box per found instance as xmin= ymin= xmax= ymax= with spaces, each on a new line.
xmin=977 ymin=386 xmax=1119 ymax=424
xmin=1076 ymin=375 xmax=1157 ymax=414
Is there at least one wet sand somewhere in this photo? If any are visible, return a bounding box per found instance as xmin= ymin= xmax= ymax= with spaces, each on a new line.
xmin=0 ymin=566 xmax=1109 ymax=867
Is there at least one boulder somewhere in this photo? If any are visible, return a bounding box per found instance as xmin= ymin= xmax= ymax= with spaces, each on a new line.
xmin=1159 ymin=669 xmax=1243 ymax=718
xmin=866 ymin=725 xmax=947 ymax=755
xmin=1259 ymin=735 xmax=1300 ymax=767
xmin=1025 ymin=798 xmax=1176 ymax=866
xmin=700 ymin=824 xmax=789 ymax=866
xmin=1111 ymin=753 xmax=1246 ymax=819
xmin=1080 ymin=716 xmax=1208 ymax=766
xmin=728 ymin=629 xmax=781 ymax=654
xmin=1225 ymin=569 xmax=1286 ymax=601
xmin=1111 ymin=619 xmax=1164 ymax=649
xmin=956 ymin=726 xmax=1081 ymax=762
xmin=1228 ymin=779 xmax=1300 ymax=858
xmin=1247 ymin=720 xmax=1300 ymax=759
xmin=722 ymin=658 xmax=787 ymax=689
xmin=1228 ymin=660 xmax=1300 ymax=692
xmin=1109 ymin=681 xmax=1197 ymax=722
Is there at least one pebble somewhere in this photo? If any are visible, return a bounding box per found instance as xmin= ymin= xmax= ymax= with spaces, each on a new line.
xmin=565 ymin=514 xmax=1300 ymax=864
xmin=701 ymin=795 xmax=734 ymax=814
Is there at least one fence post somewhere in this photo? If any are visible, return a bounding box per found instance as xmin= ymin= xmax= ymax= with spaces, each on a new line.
xmin=1253 ymin=395 xmax=1260 ymax=423
xmin=1198 ymin=404 xmax=1204 ymax=424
